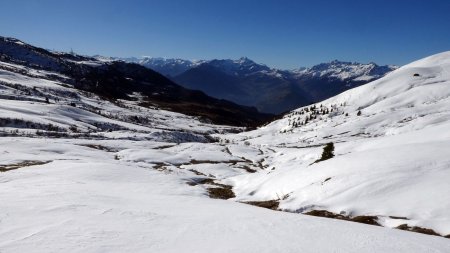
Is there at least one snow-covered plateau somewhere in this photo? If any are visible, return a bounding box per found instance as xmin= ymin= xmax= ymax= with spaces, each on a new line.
xmin=1 ymin=45 xmax=450 ymax=252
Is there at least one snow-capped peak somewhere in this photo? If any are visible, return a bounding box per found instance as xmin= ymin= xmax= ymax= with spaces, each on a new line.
xmin=292 ymin=60 xmax=398 ymax=82
xmin=120 ymin=55 xmax=396 ymax=84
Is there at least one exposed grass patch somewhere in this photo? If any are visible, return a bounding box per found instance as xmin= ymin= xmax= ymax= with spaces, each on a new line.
xmin=389 ymin=216 xmax=408 ymax=220
xmin=304 ymin=210 xmax=380 ymax=226
xmin=240 ymin=165 xmax=257 ymax=173
xmin=305 ymin=210 xmax=448 ymax=238
xmin=153 ymin=163 xmax=173 ymax=173
xmin=351 ymin=215 xmax=380 ymax=226
xmin=188 ymin=169 xmax=207 ymax=176
xmin=305 ymin=210 xmax=347 ymax=220
xmin=396 ymin=224 xmax=441 ymax=237
xmin=188 ymin=159 xmax=241 ymax=165
xmin=207 ymin=187 xmax=235 ymax=199
xmin=0 ymin=160 xmax=51 ymax=172
xmin=186 ymin=177 xmax=235 ymax=199
xmin=78 ymin=144 xmax=118 ymax=152
xmin=186 ymin=178 xmax=215 ymax=186
xmin=242 ymin=200 xmax=279 ymax=210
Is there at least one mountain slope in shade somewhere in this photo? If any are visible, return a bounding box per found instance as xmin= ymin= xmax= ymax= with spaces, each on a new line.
xmin=174 ymin=62 xmax=311 ymax=112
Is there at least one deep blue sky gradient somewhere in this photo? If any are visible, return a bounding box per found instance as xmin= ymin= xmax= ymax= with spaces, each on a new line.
xmin=1 ymin=0 xmax=449 ymax=68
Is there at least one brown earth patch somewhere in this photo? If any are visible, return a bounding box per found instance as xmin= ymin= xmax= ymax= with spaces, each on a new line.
xmin=242 ymin=200 xmax=280 ymax=210
xmin=304 ymin=210 xmax=380 ymax=226
xmin=396 ymin=224 xmax=441 ymax=236
xmin=0 ymin=160 xmax=51 ymax=172
xmin=78 ymin=144 xmax=118 ymax=152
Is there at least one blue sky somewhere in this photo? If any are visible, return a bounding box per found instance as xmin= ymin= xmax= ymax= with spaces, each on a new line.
xmin=1 ymin=0 xmax=449 ymax=69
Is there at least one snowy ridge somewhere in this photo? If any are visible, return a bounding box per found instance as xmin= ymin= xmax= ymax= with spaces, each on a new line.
xmin=104 ymin=56 xmax=205 ymax=77
xmin=136 ymin=57 xmax=204 ymax=77
xmin=121 ymin=55 xmax=396 ymax=82
xmin=292 ymin=60 xmax=398 ymax=82
xmin=205 ymin=57 xmax=272 ymax=76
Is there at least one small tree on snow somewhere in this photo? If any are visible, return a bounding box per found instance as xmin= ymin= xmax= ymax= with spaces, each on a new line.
xmin=315 ymin=142 xmax=335 ymax=163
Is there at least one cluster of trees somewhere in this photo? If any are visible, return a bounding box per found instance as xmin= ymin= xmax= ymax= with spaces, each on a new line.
xmin=286 ymin=104 xmax=337 ymax=129
xmin=283 ymin=103 xmax=363 ymax=132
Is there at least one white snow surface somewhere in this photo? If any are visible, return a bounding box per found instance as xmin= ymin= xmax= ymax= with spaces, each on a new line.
xmin=1 ymin=52 xmax=450 ymax=252
xmin=222 ymin=51 xmax=450 ymax=235
xmin=1 ymin=138 xmax=449 ymax=253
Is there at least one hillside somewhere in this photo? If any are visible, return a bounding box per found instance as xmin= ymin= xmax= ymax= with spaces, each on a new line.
xmin=218 ymin=51 xmax=450 ymax=236
xmin=1 ymin=37 xmax=450 ymax=252
xmin=0 ymin=36 xmax=272 ymax=127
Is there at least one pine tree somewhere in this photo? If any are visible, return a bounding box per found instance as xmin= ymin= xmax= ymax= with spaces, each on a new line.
xmin=315 ymin=142 xmax=335 ymax=163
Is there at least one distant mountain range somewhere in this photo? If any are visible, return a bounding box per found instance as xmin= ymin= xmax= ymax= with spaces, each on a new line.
xmin=116 ymin=56 xmax=397 ymax=113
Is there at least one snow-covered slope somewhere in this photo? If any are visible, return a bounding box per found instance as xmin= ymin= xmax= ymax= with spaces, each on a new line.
xmin=0 ymin=60 xmax=238 ymax=142
xmin=217 ymin=51 xmax=450 ymax=236
xmin=2 ymin=137 xmax=449 ymax=252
